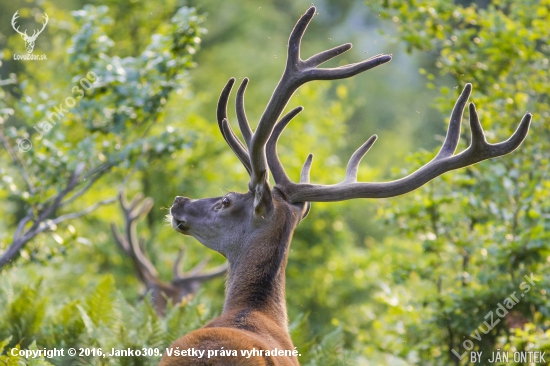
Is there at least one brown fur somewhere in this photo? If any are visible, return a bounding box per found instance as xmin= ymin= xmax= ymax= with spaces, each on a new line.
xmin=163 ymin=194 xmax=302 ymax=366
xmin=160 ymin=311 xmax=298 ymax=366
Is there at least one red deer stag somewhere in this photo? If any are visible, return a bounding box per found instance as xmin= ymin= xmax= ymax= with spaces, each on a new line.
xmin=111 ymin=188 xmax=227 ymax=315
xmin=162 ymin=6 xmax=531 ymax=366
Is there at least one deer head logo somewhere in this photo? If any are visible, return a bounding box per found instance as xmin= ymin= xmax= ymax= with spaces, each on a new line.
xmin=11 ymin=11 xmax=49 ymax=54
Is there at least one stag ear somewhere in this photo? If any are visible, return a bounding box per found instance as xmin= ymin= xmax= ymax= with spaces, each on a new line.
xmin=252 ymin=170 xmax=273 ymax=216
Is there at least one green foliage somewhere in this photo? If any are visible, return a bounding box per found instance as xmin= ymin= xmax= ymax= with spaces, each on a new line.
xmin=0 ymin=3 xmax=203 ymax=265
xmin=289 ymin=315 xmax=357 ymax=365
xmin=3 ymin=281 xmax=47 ymax=343
xmin=361 ymin=0 xmax=550 ymax=364
xmin=0 ymin=339 xmax=55 ymax=366
xmin=1 ymin=0 xmax=547 ymax=365
xmin=303 ymin=327 xmax=355 ymax=366
xmin=0 ymin=273 xmax=351 ymax=366
xmin=0 ymin=274 xmax=212 ymax=366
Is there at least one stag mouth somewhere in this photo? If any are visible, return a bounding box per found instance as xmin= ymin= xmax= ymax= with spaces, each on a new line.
xmin=171 ymin=216 xmax=189 ymax=234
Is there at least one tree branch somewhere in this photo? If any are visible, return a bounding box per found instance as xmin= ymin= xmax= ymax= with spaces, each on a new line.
xmin=13 ymin=209 xmax=33 ymax=240
xmin=52 ymin=197 xmax=116 ymax=225
xmin=0 ymin=163 xmax=120 ymax=269
xmin=0 ymin=127 xmax=35 ymax=194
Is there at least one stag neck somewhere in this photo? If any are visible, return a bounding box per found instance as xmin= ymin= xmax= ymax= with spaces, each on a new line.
xmin=224 ymin=258 xmax=288 ymax=328
xmin=222 ymin=204 xmax=299 ymax=329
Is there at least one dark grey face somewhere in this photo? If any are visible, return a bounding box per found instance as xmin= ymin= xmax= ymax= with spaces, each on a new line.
xmin=170 ymin=192 xmax=258 ymax=257
xmin=169 ymin=186 xmax=310 ymax=262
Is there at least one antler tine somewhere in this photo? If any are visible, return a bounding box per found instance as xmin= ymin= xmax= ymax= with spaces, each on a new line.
xmin=187 ymin=255 xmax=212 ymax=276
xmin=120 ymin=188 xmax=152 ymax=221
xmin=118 ymin=188 xmax=131 ymax=215
xmin=111 ymin=222 xmax=130 ymax=253
xmin=468 ymin=102 xmax=487 ymax=150
xmin=127 ymin=243 xmax=157 ymax=282
xmin=217 ymin=78 xmax=235 ymax=133
xmin=479 ymin=109 xmax=531 ymax=157
xmin=247 ymin=5 xmax=390 ymax=190
xmin=282 ymin=84 xmax=531 ymax=203
xmin=236 ymin=78 xmax=253 ymax=148
xmin=137 ymin=197 xmax=154 ymax=218
xmin=220 ymin=119 xmax=252 ymax=174
xmin=303 ymin=43 xmax=352 ymax=69
xmin=307 ymin=55 xmax=392 ymax=81
xmin=128 ymin=192 xmax=144 ymax=212
xmin=173 ymin=248 xmax=185 ymax=279
xmin=344 ymin=135 xmax=377 ymax=183
xmin=217 ymin=79 xmax=252 ymax=174
xmin=300 ymin=154 xmax=313 ymax=218
xmin=300 ymin=154 xmax=313 ymax=183
xmin=435 ymin=84 xmax=471 ymax=159
xmin=286 ymin=6 xmax=316 ymax=67
xmin=265 ymin=106 xmax=304 ymax=185
xmin=112 ymin=188 xmax=159 ymax=282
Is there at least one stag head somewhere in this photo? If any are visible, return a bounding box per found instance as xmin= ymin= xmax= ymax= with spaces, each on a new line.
xmin=170 ymin=8 xmax=389 ymax=264
xmin=11 ymin=11 xmax=49 ymax=54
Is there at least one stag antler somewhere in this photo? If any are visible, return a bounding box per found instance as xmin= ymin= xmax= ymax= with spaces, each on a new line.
xmin=111 ymin=188 xmax=228 ymax=314
xmin=215 ymin=6 xmax=391 ymax=196
xmin=111 ymin=189 xmax=157 ymax=284
xmin=215 ymin=6 xmax=531 ymax=204
xmin=276 ymin=84 xmax=531 ymax=202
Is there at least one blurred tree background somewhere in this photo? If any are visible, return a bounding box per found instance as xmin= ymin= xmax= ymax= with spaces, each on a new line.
xmin=0 ymin=0 xmax=548 ymax=365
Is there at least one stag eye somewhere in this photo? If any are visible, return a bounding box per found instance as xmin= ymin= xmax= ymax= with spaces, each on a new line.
xmin=221 ymin=197 xmax=230 ymax=207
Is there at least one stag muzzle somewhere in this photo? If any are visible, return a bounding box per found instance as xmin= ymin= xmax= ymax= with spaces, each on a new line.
xmin=171 ymin=196 xmax=191 ymax=233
